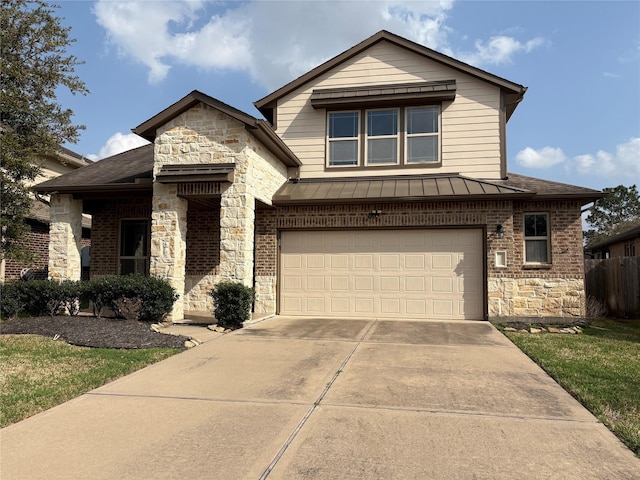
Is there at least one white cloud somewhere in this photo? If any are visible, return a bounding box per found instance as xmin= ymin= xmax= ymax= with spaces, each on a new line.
xmin=515 ymin=146 xmax=567 ymax=168
xmin=568 ymin=137 xmax=640 ymax=177
xmin=87 ymin=132 xmax=150 ymax=160
xmin=92 ymin=0 xmax=544 ymax=90
xmin=516 ymin=138 xmax=640 ymax=179
xmin=458 ymin=35 xmax=545 ymax=66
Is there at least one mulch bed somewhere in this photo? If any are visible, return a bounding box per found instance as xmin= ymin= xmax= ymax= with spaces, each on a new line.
xmin=0 ymin=316 xmax=188 ymax=349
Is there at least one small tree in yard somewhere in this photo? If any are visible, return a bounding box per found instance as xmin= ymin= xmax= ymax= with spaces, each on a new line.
xmin=1 ymin=0 xmax=88 ymax=261
xmin=584 ymin=184 xmax=640 ymax=246
xmin=210 ymin=282 xmax=254 ymax=330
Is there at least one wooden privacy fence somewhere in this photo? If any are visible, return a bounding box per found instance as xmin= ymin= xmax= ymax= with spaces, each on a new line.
xmin=584 ymin=257 xmax=640 ymax=318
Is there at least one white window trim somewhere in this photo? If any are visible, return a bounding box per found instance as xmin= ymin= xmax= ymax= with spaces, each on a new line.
xmin=364 ymin=108 xmax=400 ymax=166
xmin=405 ymin=106 xmax=440 ymax=164
xmin=326 ymin=110 xmax=360 ymax=168
xmin=523 ymin=212 xmax=551 ymax=264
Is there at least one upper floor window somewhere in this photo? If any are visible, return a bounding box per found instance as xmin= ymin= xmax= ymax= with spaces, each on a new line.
xmin=524 ymin=213 xmax=549 ymax=264
xmin=328 ymin=111 xmax=359 ymax=166
xmin=327 ymin=106 xmax=440 ymax=168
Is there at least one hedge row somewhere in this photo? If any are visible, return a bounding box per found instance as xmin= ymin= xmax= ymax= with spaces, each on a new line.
xmin=0 ymin=275 xmax=178 ymax=322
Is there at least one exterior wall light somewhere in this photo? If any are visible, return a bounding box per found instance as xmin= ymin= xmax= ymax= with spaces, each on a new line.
xmin=368 ymin=210 xmax=382 ymax=219
xmin=496 ymin=224 xmax=504 ymax=239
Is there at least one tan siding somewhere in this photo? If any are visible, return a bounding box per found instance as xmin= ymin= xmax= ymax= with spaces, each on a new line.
xmin=276 ymin=40 xmax=502 ymax=179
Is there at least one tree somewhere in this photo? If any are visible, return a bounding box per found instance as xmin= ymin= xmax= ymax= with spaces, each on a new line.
xmin=1 ymin=0 xmax=88 ymax=261
xmin=584 ymin=184 xmax=640 ymax=246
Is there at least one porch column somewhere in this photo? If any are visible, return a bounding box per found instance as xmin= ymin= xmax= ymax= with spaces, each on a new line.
xmin=150 ymin=183 xmax=188 ymax=322
xmin=219 ymin=185 xmax=255 ymax=287
xmin=48 ymin=194 xmax=83 ymax=281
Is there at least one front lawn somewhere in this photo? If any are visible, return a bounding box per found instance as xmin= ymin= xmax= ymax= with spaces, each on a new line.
xmin=499 ymin=318 xmax=640 ymax=456
xmin=0 ymin=335 xmax=180 ymax=427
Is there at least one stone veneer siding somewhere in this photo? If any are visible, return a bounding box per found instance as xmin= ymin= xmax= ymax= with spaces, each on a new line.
xmin=152 ymin=103 xmax=288 ymax=319
xmin=48 ymin=194 xmax=83 ymax=282
xmin=254 ymin=199 xmax=586 ymax=319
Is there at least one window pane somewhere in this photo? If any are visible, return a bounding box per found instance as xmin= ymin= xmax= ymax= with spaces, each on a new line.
xmin=524 ymin=214 xmax=548 ymax=237
xmin=407 ymin=136 xmax=438 ymax=163
xmin=120 ymin=259 xmax=136 ymax=276
xmin=329 ymin=140 xmax=358 ymax=165
xmin=120 ymin=220 xmax=147 ymax=256
xmin=367 ymin=110 xmax=398 ymax=137
xmin=329 ymin=112 xmax=358 ymax=138
xmin=536 ymin=215 xmax=548 ymax=236
xmin=524 ymin=215 xmax=536 ymax=237
xmin=407 ymin=107 xmax=438 ymax=134
xmin=367 ymin=138 xmax=397 ymax=164
xmin=526 ymin=240 xmax=548 ymax=263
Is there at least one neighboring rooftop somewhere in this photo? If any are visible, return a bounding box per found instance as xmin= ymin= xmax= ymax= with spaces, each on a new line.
xmin=587 ymin=224 xmax=640 ymax=251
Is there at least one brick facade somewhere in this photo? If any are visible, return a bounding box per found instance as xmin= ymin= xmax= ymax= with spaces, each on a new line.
xmin=89 ymin=197 xmax=152 ymax=277
xmin=254 ymin=199 xmax=586 ymax=318
xmin=4 ymin=221 xmax=51 ymax=281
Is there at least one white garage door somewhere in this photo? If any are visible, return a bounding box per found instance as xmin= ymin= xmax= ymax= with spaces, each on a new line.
xmin=280 ymin=229 xmax=484 ymax=320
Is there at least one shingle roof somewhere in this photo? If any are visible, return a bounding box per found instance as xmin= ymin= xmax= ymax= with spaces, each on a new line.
xmin=587 ymin=224 xmax=640 ymax=251
xmin=34 ymin=144 xmax=154 ymax=193
xmin=500 ymin=173 xmax=605 ymax=201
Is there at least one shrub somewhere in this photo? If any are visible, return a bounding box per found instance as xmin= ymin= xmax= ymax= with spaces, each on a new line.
xmin=210 ymin=282 xmax=254 ymax=330
xmin=0 ymin=280 xmax=84 ymax=318
xmin=1 ymin=282 xmax=25 ymax=319
xmin=84 ymin=275 xmax=178 ymax=322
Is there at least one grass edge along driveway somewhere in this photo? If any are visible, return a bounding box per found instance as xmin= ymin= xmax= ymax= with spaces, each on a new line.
xmin=498 ymin=318 xmax=639 ymax=457
xmin=0 ymin=334 xmax=180 ymax=428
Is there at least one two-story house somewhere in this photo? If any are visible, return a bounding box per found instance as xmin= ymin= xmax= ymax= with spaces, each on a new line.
xmin=35 ymin=30 xmax=602 ymax=322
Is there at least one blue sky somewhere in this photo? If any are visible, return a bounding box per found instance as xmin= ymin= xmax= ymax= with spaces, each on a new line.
xmin=55 ymin=0 xmax=639 ymax=192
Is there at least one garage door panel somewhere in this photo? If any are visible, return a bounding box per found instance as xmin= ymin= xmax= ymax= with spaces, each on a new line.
xmin=280 ymin=229 xmax=484 ymax=320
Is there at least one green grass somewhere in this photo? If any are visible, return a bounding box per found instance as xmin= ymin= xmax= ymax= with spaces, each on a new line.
xmin=499 ymin=318 xmax=640 ymax=456
xmin=0 ymin=335 xmax=180 ymax=427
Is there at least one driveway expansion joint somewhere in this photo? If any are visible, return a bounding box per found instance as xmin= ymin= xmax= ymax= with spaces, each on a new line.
xmin=257 ymin=319 xmax=378 ymax=480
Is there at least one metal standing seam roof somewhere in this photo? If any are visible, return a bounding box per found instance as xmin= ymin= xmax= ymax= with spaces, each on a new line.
xmin=310 ymin=80 xmax=457 ymax=108
xmin=272 ymin=175 xmax=533 ymax=205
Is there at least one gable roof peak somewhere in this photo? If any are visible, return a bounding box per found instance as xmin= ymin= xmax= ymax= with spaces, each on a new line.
xmin=254 ymin=29 xmax=527 ymax=120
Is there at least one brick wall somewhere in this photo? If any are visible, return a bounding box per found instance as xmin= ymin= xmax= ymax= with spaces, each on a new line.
xmin=186 ymin=205 xmax=220 ymax=275
xmin=254 ymin=199 xmax=586 ymax=318
xmin=4 ymin=221 xmax=50 ymax=280
xmin=89 ymin=197 xmax=152 ymax=277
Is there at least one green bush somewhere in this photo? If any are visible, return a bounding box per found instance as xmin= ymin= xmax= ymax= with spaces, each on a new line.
xmin=0 ymin=280 xmax=84 ymax=318
xmin=1 ymin=276 xmax=177 ymax=322
xmin=0 ymin=282 xmax=25 ymax=318
xmin=210 ymin=282 xmax=254 ymax=330
xmin=84 ymin=275 xmax=178 ymax=322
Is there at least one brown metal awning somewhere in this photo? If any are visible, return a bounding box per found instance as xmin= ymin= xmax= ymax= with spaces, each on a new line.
xmin=310 ymin=80 xmax=456 ymax=109
xmin=273 ymin=175 xmax=532 ymax=205
xmin=156 ymin=163 xmax=234 ymax=183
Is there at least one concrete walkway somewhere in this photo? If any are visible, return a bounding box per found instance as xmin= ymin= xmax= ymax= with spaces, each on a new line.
xmin=2 ymin=317 xmax=638 ymax=479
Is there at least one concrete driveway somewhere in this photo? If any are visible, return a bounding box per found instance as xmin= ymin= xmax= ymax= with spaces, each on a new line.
xmin=2 ymin=317 xmax=638 ymax=479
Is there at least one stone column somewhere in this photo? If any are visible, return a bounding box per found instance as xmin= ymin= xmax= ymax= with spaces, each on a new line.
xmin=219 ymin=184 xmax=255 ymax=287
xmin=48 ymin=194 xmax=83 ymax=281
xmin=150 ymin=183 xmax=188 ymax=322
